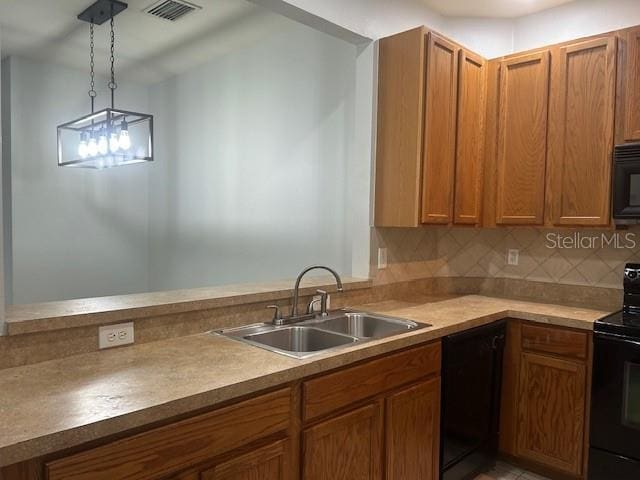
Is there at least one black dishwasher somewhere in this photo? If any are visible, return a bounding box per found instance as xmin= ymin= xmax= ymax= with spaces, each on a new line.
xmin=441 ymin=321 xmax=506 ymax=480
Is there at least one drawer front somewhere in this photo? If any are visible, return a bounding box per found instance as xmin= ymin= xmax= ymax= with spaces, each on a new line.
xmin=46 ymin=388 xmax=292 ymax=480
xmin=521 ymin=323 xmax=588 ymax=360
xmin=303 ymin=342 xmax=441 ymax=422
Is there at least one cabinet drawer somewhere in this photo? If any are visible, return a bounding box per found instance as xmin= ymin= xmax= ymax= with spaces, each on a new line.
xmin=521 ymin=323 xmax=588 ymax=360
xmin=46 ymin=388 xmax=292 ymax=480
xmin=302 ymin=342 xmax=441 ymax=422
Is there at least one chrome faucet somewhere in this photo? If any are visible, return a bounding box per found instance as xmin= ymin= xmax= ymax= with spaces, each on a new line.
xmin=291 ymin=265 xmax=343 ymax=317
xmin=270 ymin=265 xmax=343 ymax=325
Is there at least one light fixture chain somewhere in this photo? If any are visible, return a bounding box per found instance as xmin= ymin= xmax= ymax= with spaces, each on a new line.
xmin=109 ymin=15 xmax=117 ymax=109
xmin=88 ymin=22 xmax=97 ymax=113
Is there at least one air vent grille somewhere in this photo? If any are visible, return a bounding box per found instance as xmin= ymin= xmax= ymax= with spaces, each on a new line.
xmin=615 ymin=143 xmax=640 ymax=162
xmin=144 ymin=0 xmax=201 ymax=21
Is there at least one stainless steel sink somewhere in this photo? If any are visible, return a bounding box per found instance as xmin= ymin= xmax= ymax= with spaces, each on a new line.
xmin=245 ymin=326 xmax=357 ymax=353
xmin=214 ymin=310 xmax=430 ymax=359
xmin=309 ymin=312 xmax=419 ymax=338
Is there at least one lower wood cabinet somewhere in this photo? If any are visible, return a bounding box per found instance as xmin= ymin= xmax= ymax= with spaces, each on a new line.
xmin=0 ymin=342 xmax=441 ymax=480
xmin=500 ymin=320 xmax=591 ymax=479
xmin=516 ymin=353 xmax=586 ymax=476
xmin=45 ymin=388 xmax=293 ymax=480
xmin=386 ymin=378 xmax=440 ymax=480
xmin=302 ymin=377 xmax=441 ymax=480
xmin=301 ymin=343 xmax=442 ymax=480
xmin=303 ymin=402 xmax=384 ymax=480
xmin=200 ymin=440 xmax=291 ymax=480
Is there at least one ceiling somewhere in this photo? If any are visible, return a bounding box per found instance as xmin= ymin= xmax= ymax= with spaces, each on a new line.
xmin=422 ymin=0 xmax=575 ymax=18
xmin=0 ymin=0 xmax=581 ymax=83
xmin=0 ymin=0 xmax=280 ymax=83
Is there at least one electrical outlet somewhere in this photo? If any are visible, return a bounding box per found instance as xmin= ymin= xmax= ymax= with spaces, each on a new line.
xmin=378 ymin=247 xmax=388 ymax=269
xmin=507 ymin=249 xmax=519 ymax=266
xmin=99 ymin=322 xmax=134 ymax=349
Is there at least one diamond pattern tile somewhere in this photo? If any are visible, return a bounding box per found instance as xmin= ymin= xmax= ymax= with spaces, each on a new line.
xmin=373 ymin=226 xmax=640 ymax=289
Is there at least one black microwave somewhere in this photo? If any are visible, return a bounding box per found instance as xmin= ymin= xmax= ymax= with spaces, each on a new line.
xmin=613 ymin=143 xmax=640 ymax=224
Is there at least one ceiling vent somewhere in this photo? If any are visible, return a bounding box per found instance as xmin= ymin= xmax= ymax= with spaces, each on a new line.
xmin=144 ymin=0 xmax=201 ymax=21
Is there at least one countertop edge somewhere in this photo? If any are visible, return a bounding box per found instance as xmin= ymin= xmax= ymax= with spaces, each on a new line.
xmin=5 ymin=277 xmax=372 ymax=336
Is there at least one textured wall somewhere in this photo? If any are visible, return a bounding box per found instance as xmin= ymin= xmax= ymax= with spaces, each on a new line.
xmin=372 ymin=227 xmax=640 ymax=290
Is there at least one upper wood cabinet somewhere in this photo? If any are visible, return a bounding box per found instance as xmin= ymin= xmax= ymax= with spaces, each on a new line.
xmin=421 ymin=33 xmax=460 ymax=224
xmin=374 ymin=28 xmax=486 ymax=227
xmin=548 ymin=36 xmax=617 ymax=227
xmin=496 ymin=51 xmax=550 ymax=225
xmin=623 ymin=27 xmax=640 ymax=141
xmin=455 ymin=50 xmax=487 ymax=225
xmin=375 ymin=27 xmax=426 ymax=227
xmin=375 ymin=25 xmax=640 ymax=229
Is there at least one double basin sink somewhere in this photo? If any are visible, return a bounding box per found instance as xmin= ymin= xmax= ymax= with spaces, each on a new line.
xmin=215 ymin=311 xmax=430 ymax=359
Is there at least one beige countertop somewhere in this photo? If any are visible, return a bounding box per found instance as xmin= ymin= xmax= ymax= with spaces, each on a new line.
xmin=0 ymin=294 xmax=611 ymax=467
xmin=5 ymin=276 xmax=371 ymax=335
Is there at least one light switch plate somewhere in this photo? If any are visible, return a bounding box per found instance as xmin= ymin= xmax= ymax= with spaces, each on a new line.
xmin=99 ymin=322 xmax=134 ymax=349
xmin=378 ymin=247 xmax=388 ymax=269
xmin=507 ymin=249 xmax=519 ymax=266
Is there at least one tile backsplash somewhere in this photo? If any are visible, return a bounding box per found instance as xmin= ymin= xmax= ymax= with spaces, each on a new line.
xmin=371 ymin=227 xmax=640 ymax=289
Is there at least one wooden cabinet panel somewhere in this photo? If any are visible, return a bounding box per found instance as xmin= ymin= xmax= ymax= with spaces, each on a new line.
xmin=454 ymin=50 xmax=486 ymax=225
xmin=521 ymin=323 xmax=588 ymax=360
xmin=302 ymin=342 xmax=440 ymax=422
xmin=374 ymin=27 xmax=426 ymax=227
xmin=201 ymin=440 xmax=290 ymax=480
xmin=421 ymin=33 xmax=460 ymax=224
xmin=548 ymin=36 xmax=617 ymax=226
xmin=624 ymin=27 xmax=640 ymax=141
xmin=496 ymin=51 xmax=550 ymax=225
xmin=386 ymin=378 xmax=440 ymax=480
xmin=46 ymin=388 xmax=292 ymax=480
xmin=303 ymin=402 xmax=383 ymax=480
xmin=516 ymin=352 xmax=586 ymax=476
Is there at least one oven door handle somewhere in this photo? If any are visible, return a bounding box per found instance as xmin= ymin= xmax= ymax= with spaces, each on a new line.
xmin=597 ymin=332 xmax=640 ymax=348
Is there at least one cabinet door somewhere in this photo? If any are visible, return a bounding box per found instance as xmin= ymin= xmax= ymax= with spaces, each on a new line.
xmin=496 ymin=51 xmax=550 ymax=225
xmin=516 ymin=352 xmax=586 ymax=476
xmin=201 ymin=440 xmax=290 ymax=480
xmin=421 ymin=33 xmax=460 ymax=224
xmin=375 ymin=27 xmax=426 ymax=227
xmin=303 ymin=402 xmax=383 ymax=480
xmin=624 ymin=27 xmax=640 ymax=141
xmin=386 ymin=378 xmax=440 ymax=480
xmin=454 ymin=50 xmax=486 ymax=225
xmin=548 ymin=36 xmax=617 ymax=226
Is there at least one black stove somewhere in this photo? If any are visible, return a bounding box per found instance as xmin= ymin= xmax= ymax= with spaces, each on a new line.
xmin=595 ymin=310 xmax=640 ymax=337
xmin=589 ymin=263 xmax=640 ymax=480
xmin=595 ymin=263 xmax=640 ymax=337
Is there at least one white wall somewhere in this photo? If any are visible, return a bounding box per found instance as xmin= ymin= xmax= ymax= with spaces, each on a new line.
xmin=273 ymin=0 xmax=640 ymax=58
xmin=4 ymin=57 xmax=151 ymax=303
xmin=271 ymin=0 xmax=445 ymax=40
xmin=443 ymin=17 xmax=514 ymax=58
xmin=514 ymin=0 xmax=640 ymax=52
xmin=147 ymin=15 xmax=357 ymax=291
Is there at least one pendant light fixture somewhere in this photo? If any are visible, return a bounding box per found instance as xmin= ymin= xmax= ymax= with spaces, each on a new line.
xmin=57 ymin=0 xmax=153 ymax=169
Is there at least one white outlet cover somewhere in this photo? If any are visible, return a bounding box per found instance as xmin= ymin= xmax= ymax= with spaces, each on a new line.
xmin=378 ymin=247 xmax=388 ymax=269
xmin=507 ymin=249 xmax=520 ymax=266
xmin=99 ymin=322 xmax=135 ymax=349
